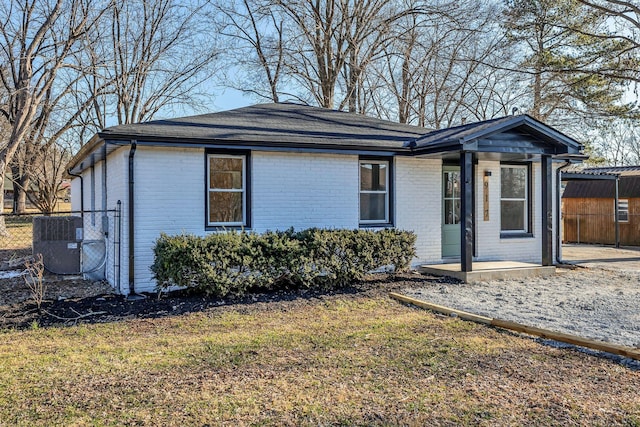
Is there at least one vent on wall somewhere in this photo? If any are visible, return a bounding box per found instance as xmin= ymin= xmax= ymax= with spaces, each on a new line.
xmin=32 ymin=216 xmax=84 ymax=274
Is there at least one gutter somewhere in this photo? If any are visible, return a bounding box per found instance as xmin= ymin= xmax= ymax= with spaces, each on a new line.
xmin=127 ymin=141 xmax=144 ymax=300
xmin=66 ymin=169 xmax=84 ymax=219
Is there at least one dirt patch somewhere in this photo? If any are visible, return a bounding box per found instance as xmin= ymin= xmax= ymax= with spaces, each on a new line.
xmin=562 ymin=244 xmax=640 ymax=272
xmin=403 ymin=267 xmax=640 ymax=349
xmin=0 ymin=271 xmax=454 ymax=329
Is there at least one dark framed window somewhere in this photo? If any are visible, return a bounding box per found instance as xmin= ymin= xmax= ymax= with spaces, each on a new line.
xmin=500 ymin=163 xmax=531 ymax=234
xmin=206 ymin=151 xmax=250 ymax=228
xmin=359 ymin=158 xmax=392 ymax=225
xmin=617 ymin=199 xmax=629 ymax=222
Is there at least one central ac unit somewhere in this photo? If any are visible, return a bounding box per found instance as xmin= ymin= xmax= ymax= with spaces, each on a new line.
xmin=32 ymin=216 xmax=83 ymax=274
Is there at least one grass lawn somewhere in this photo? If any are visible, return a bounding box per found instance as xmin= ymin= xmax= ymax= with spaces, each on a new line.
xmin=0 ymin=290 xmax=638 ymax=426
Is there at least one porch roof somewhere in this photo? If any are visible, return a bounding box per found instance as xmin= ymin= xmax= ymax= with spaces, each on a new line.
xmin=411 ymin=114 xmax=584 ymax=157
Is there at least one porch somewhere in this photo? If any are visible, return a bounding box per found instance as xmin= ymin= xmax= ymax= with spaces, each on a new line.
xmin=413 ymin=114 xmax=585 ymax=276
xmin=418 ymin=261 xmax=556 ymax=282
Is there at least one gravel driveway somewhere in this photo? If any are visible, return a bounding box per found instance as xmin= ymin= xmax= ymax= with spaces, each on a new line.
xmin=403 ymin=247 xmax=640 ymax=349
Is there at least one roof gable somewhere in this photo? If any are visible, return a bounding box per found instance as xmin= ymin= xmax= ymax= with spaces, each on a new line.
xmin=413 ymin=115 xmax=583 ymax=156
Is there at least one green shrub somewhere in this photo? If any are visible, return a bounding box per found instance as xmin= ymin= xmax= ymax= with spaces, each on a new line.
xmin=151 ymin=228 xmax=417 ymax=297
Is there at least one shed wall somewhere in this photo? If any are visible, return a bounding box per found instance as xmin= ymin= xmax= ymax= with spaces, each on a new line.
xmin=562 ymin=197 xmax=640 ymax=245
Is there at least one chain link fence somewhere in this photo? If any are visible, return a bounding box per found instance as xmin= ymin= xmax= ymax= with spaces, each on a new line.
xmin=0 ymin=209 xmax=121 ymax=281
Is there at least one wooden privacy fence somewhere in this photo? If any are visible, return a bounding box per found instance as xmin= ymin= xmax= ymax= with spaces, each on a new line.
xmin=562 ymin=198 xmax=640 ymax=246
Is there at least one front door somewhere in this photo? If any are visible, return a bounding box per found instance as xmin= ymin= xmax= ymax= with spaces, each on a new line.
xmin=442 ymin=166 xmax=461 ymax=257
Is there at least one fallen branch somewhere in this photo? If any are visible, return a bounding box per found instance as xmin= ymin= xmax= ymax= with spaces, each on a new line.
xmin=43 ymin=310 xmax=107 ymax=323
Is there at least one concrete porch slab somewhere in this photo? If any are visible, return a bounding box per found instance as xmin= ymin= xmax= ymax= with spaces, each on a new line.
xmin=418 ymin=261 xmax=556 ymax=282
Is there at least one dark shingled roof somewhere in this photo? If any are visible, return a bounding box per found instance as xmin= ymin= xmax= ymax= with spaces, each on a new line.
xmin=67 ymin=103 xmax=585 ymax=174
xmin=413 ymin=116 xmax=512 ymax=147
xmin=99 ymin=102 xmax=429 ymax=149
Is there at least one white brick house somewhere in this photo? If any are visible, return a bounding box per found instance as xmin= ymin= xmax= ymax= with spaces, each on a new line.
xmin=67 ymin=103 xmax=584 ymax=295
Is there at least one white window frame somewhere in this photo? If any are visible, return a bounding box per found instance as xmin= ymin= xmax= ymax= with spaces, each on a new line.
xmin=207 ymin=154 xmax=246 ymax=227
xmin=500 ymin=164 xmax=529 ymax=233
xmin=617 ymin=198 xmax=629 ymax=223
xmin=359 ymin=159 xmax=389 ymax=225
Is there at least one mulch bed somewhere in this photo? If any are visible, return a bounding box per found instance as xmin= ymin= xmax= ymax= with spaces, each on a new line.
xmin=0 ymin=271 xmax=456 ymax=329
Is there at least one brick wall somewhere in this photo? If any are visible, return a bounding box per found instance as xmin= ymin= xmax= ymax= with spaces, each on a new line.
xmin=71 ymin=146 xmax=562 ymax=294
xmin=252 ymin=152 xmax=359 ymax=231
xmin=395 ymin=157 xmax=442 ymax=264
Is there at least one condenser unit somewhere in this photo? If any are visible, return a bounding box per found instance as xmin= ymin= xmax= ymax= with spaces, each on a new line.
xmin=32 ymin=216 xmax=83 ymax=274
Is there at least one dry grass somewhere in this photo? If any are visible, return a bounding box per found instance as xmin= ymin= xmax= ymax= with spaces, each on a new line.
xmin=0 ymin=293 xmax=638 ymax=426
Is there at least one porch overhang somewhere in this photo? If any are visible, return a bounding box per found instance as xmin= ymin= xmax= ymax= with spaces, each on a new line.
xmin=424 ymin=117 xmax=585 ymax=277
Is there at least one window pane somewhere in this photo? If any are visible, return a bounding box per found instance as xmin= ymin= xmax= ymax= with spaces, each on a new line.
xmin=618 ymin=199 xmax=629 ymax=221
xmin=360 ymin=163 xmax=386 ymax=191
xmin=360 ymin=193 xmax=386 ymax=221
xmin=209 ymin=191 xmax=243 ymax=223
xmin=211 ymin=171 xmax=242 ymax=189
xmin=444 ymin=172 xmax=459 ymax=199
xmin=501 ymin=167 xmax=526 ymax=199
xmin=444 ymin=199 xmax=460 ymax=225
xmin=210 ymin=158 xmax=243 ymax=189
xmin=501 ymin=201 xmax=525 ymax=231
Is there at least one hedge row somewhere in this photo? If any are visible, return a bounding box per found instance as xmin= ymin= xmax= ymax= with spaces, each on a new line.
xmin=151 ymin=228 xmax=417 ymax=297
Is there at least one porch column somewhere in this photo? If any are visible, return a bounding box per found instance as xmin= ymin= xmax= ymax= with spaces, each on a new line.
xmin=541 ymin=155 xmax=553 ymax=266
xmin=460 ymin=151 xmax=474 ymax=272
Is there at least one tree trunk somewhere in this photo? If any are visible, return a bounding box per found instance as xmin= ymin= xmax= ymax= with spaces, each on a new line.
xmin=0 ymin=163 xmax=9 ymax=237
xmin=16 ymin=175 xmax=30 ymax=213
xmin=11 ymin=164 xmax=30 ymax=213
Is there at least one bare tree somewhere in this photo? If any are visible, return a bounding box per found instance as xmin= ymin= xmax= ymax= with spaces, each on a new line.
xmin=215 ymin=0 xmax=286 ymax=102
xmin=369 ymin=0 xmax=522 ymax=129
xmin=82 ymin=0 xmax=219 ymax=127
xmin=589 ymin=117 xmax=640 ymax=165
xmin=0 ymin=0 xmax=106 ymax=232
xmin=272 ymin=0 xmax=416 ymax=110
xmin=25 ymin=141 xmax=71 ymax=213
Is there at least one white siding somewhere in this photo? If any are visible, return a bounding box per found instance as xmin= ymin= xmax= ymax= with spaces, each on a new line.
xmin=105 ymin=147 xmax=128 ymax=293
xmin=252 ymin=152 xmax=359 ymax=231
xmin=70 ymin=145 xmax=564 ymax=294
xmin=475 ymin=160 xmax=542 ymax=263
xmin=70 ymin=178 xmax=82 ymax=212
xmin=131 ymin=146 xmax=205 ymax=292
xmin=395 ymin=157 xmax=441 ymax=264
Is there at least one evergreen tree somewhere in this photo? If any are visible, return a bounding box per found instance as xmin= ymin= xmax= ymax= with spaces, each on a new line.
xmin=503 ymin=0 xmax=635 ymax=123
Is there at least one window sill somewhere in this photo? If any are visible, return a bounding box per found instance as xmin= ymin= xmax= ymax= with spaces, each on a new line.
xmin=359 ymin=223 xmax=394 ymax=229
xmin=500 ymin=232 xmax=534 ymax=239
xmin=206 ymin=225 xmax=250 ymax=232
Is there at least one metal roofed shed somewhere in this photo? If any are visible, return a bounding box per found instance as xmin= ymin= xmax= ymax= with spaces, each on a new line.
xmin=561 ymin=167 xmax=640 ymax=247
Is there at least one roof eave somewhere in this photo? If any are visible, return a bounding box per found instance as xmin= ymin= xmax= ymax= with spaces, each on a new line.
xmin=65 ymin=133 xmax=105 ymax=176
xmin=459 ymin=115 xmax=584 ymax=153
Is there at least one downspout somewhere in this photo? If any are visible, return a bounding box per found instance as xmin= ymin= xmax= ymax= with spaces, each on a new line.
xmin=555 ymin=161 xmax=571 ymax=264
xmin=127 ymin=141 xmax=144 ymax=300
xmin=67 ymin=169 xmax=84 ymax=219
xmin=615 ymin=176 xmax=620 ymax=248
xmin=102 ymin=143 xmax=108 ymax=236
